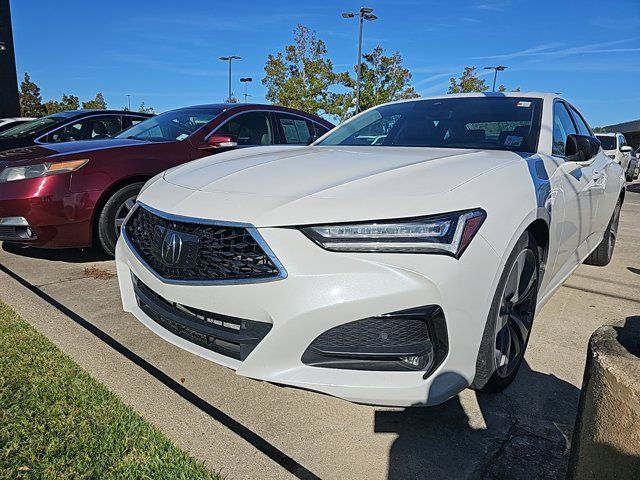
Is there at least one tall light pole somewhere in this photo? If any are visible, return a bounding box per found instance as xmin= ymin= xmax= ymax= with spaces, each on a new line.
xmin=219 ymin=55 xmax=241 ymax=101
xmin=126 ymin=94 xmax=131 ymax=111
xmin=483 ymin=65 xmax=507 ymax=92
xmin=240 ymin=77 xmax=252 ymax=103
xmin=342 ymin=7 xmax=377 ymax=114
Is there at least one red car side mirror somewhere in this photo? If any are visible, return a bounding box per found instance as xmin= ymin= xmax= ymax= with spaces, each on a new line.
xmin=199 ymin=135 xmax=238 ymax=150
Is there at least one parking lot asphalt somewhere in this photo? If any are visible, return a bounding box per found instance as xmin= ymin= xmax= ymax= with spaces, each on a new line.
xmin=1 ymin=183 xmax=639 ymax=480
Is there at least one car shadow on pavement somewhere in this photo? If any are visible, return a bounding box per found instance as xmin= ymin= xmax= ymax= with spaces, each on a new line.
xmin=627 ymin=183 xmax=640 ymax=194
xmin=1 ymin=243 xmax=111 ymax=263
xmin=375 ymin=361 xmax=579 ymax=480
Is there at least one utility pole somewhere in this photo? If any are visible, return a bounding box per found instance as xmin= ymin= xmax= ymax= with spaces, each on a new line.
xmin=0 ymin=0 xmax=20 ymax=117
xmin=219 ymin=55 xmax=241 ymax=101
xmin=342 ymin=7 xmax=378 ymax=114
xmin=483 ymin=65 xmax=507 ymax=92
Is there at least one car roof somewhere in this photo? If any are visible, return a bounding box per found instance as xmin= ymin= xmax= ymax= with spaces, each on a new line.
xmin=595 ymin=132 xmax=618 ymax=137
xmin=46 ymin=109 xmax=153 ymax=118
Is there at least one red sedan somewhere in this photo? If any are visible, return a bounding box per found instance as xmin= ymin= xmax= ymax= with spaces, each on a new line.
xmin=0 ymin=104 xmax=333 ymax=255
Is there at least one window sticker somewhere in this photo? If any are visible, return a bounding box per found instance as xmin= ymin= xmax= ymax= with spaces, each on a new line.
xmin=516 ymin=101 xmax=532 ymax=108
xmin=280 ymin=118 xmax=311 ymax=143
xmin=504 ymin=135 xmax=523 ymax=147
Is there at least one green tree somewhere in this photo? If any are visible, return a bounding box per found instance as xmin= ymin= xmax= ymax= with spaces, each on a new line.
xmin=138 ymin=101 xmax=154 ymax=114
xmin=448 ymin=67 xmax=488 ymax=94
xmin=19 ymin=72 xmax=46 ymax=117
xmin=263 ymin=24 xmax=350 ymax=117
xmin=345 ymin=45 xmax=419 ymax=117
xmin=82 ymin=92 xmax=107 ymax=109
xmin=44 ymin=94 xmax=80 ymax=114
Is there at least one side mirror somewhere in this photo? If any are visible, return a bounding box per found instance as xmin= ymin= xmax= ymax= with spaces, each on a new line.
xmin=565 ymin=134 xmax=601 ymax=164
xmin=620 ymin=145 xmax=632 ymax=153
xmin=198 ymin=134 xmax=238 ymax=151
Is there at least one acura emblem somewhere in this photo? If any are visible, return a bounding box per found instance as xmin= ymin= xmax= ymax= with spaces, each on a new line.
xmin=161 ymin=232 xmax=183 ymax=266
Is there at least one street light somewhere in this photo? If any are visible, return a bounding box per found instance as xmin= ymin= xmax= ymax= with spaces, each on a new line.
xmin=126 ymin=94 xmax=131 ymax=111
xmin=342 ymin=7 xmax=378 ymax=113
xmin=240 ymin=77 xmax=253 ymax=103
xmin=483 ymin=65 xmax=507 ymax=92
xmin=219 ymin=55 xmax=241 ymax=101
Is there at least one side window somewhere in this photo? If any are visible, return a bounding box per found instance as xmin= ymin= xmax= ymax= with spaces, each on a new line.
xmin=569 ymin=107 xmax=592 ymax=136
xmin=619 ymin=135 xmax=627 ymax=148
xmin=215 ymin=111 xmax=273 ymax=146
xmin=275 ymin=112 xmax=315 ymax=144
xmin=313 ymin=122 xmax=330 ymax=138
xmin=552 ymin=103 xmax=577 ymax=156
xmin=129 ymin=116 xmax=148 ymax=127
xmin=46 ymin=115 xmax=122 ymax=143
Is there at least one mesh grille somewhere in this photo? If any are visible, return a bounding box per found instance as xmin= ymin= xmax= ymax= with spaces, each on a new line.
xmin=124 ymin=206 xmax=280 ymax=282
xmin=311 ymin=317 xmax=430 ymax=350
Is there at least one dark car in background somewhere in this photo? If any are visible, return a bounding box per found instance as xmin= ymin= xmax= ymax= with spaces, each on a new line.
xmin=0 ymin=103 xmax=333 ymax=255
xmin=0 ymin=110 xmax=153 ymax=152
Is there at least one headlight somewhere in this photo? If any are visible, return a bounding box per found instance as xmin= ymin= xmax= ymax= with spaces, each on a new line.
xmin=0 ymin=159 xmax=89 ymax=183
xmin=301 ymin=209 xmax=486 ymax=258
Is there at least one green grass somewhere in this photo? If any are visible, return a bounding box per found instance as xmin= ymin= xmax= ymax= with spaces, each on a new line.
xmin=0 ymin=302 xmax=221 ymax=480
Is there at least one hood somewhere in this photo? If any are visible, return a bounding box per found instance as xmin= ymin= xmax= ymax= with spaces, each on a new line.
xmin=0 ymin=138 xmax=149 ymax=165
xmin=143 ymin=145 xmax=524 ymax=226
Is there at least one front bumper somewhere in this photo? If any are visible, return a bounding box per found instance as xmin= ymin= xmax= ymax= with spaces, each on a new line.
xmin=116 ymin=225 xmax=501 ymax=407
xmin=0 ymin=175 xmax=97 ymax=248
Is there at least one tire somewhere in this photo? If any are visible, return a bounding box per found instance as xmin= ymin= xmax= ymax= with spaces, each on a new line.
xmin=472 ymin=232 xmax=540 ymax=393
xmin=96 ymin=182 xmax=144 ymax=256
xmin=583 ymin=198 xmax=621 ymax=267
xmin=626 ymin=167 xmax=634 ymax=182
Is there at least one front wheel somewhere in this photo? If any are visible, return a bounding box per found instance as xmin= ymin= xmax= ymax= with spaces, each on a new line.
xmin=472 ymin=232 xmax=540 ymax=392
xmin=96 ymin=182 xmax=144 ymax=256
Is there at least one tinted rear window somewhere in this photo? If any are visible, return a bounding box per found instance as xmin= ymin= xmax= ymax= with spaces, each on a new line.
xmin=596 ymin=135 xmax=616 ymax=150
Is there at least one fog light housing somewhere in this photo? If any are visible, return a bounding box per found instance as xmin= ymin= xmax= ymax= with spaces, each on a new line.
xmin=301 ymin=305 xmax=448 ymax=376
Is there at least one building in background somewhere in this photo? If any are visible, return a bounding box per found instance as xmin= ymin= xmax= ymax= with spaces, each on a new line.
xmin=0 ymin=0 xmax=20 ymax=118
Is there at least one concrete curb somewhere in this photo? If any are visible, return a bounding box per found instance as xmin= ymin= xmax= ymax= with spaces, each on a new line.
xmin=568 ymin=318 xmax=640 ymax=479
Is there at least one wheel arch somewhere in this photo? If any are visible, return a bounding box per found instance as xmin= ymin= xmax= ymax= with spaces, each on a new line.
xmin=89 ymin=175 xmax=150 ymax=246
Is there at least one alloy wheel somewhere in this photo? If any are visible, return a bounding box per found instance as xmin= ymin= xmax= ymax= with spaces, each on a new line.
xmin=114 ymin=195 xmax=137 ymax=237
xmin=494 ymin=248 xmax=538 ymax=378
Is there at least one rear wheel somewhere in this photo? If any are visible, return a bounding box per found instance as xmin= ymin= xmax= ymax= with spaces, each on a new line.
xmin=97 ymin=182 xmax=144 ymax=256
xmin=583 ymin=199 xmax=621 ymax=267
xmin=473 ymin=232 xmax=540 ymax=392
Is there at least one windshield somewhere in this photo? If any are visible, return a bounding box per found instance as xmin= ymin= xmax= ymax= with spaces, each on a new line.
xmin=116 ymin=107 xmax=225 ymax=142
xmin=0 ymin=116 xmax=65 ymax=138
xmin=596 ymin=135 xmax=616 ymax=151
xmin=317 ymin=96 xmax=543 ymax=153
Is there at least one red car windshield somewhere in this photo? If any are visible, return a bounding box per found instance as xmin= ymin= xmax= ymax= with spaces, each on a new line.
xmin=117 ymin=107 xmax=225 ymax=142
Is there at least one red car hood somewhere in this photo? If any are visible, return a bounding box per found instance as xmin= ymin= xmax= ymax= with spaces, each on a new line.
xmin=0 ymin=138 xmax=146 ymax=166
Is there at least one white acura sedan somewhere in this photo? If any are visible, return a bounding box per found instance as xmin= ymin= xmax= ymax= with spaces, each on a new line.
xmin=115 ymin=93 xmax=624 ymax=406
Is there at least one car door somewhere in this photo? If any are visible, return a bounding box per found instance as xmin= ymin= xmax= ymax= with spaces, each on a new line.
xmin=568 ymin=105 xmax=612 ymax=236
xmin=191 ymin=110 xmax=275 ymax=160
xmin=552 ymin=101 xmax=598 ymax=269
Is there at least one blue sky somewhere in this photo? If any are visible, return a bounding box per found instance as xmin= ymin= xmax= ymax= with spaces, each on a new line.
xmin=11 ymin=0 xmax=640 ymax=126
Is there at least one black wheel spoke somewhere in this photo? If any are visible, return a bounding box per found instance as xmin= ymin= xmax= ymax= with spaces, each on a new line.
xmin=493 ymin=247 xmax=538 ymax=378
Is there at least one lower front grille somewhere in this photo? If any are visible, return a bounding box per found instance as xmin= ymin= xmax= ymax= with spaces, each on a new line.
xmin=132 ymin=275 xmax=271 ymax=361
